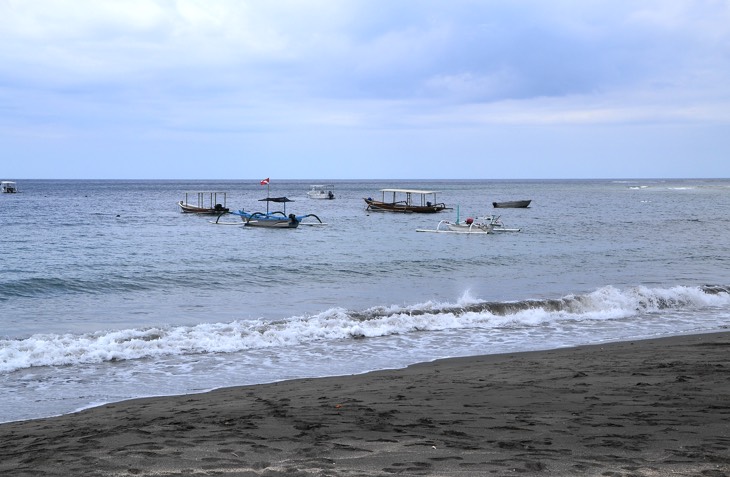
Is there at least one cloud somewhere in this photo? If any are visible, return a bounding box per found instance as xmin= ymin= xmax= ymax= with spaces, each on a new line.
xmin=1 ymin=1 xmax=729 ymax=178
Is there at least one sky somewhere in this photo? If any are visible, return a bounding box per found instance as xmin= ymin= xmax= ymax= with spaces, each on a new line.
xmin=1 ymin=0 xmax=729 ymax=180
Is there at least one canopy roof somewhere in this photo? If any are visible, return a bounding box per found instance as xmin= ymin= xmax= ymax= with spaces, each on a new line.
xmin=379 ymin=188 xmax=439 ymax=195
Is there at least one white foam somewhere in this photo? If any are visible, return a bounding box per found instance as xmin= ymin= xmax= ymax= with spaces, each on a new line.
xmin=1 ymin=285 xmax=728 ymax=374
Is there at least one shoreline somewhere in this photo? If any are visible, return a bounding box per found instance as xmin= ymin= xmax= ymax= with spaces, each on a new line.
xmin=2 ymin=331 xmax=729 ymax=476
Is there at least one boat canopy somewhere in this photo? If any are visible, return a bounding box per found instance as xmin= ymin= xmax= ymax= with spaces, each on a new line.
xmin=377 ymin=188 xmax=442 ymax=207
xmin=379 ymin=188 xmax=439 ymax=195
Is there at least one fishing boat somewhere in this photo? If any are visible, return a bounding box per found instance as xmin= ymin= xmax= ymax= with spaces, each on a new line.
xmin=416 ymin=209 xmax=521 ymax=234
xmin=307 ymin=184 xmax=335 ymax=200
xmin=416 ymin=217 xmax=493 ymax=234
xmin=492 ymin=200 xmax=531 ymax=208
xmin=1 ymin=181 xmax=18 ymax=193
xmin=234 ymin=211 xmax=302 ymax=228
xmin=178 ymin=191 xmax=229 ymax=214
xmin=224 ymin=197 xmax=324 ymax=228
xmin=364 ymin=188 xmax=449 ymax=213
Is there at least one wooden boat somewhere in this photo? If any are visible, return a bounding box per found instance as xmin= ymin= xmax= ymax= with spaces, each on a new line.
xmin=492 ymin=200 xmax=531 ymax=208
xmin=1 ymin=181 xmax=18 ymax=193
xmin=178 ymin=191 xmax=229 ymax=214
xmin=307 ymin=184 xmax=335 ymax=200
xmin=364 ymin=189 xmax=449 ymax=213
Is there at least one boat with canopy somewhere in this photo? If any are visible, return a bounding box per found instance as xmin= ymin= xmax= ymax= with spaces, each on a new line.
xmin=364 ymin=188 xmax=449 ymax=213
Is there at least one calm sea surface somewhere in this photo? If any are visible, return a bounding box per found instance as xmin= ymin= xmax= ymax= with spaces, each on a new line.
xmin=1 ymin=179 xmax=729 ymax=423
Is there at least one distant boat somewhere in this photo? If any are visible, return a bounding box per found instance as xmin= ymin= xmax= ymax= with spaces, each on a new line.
xmin=364 ymin=188 xmax=449 ymax=213
xmin=1 ymin=181 xmax=18 ymax=193
xmin=492 ymin=200 xmax=531 ymax=208
xmin=178 ymin=191 xmax=229 ymax=214
xmin=307 ymin=184 xmax=335 ymax=200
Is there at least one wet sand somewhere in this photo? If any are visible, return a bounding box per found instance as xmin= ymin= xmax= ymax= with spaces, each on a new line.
xmin=1 ymin=332 xmax=729 ymax=476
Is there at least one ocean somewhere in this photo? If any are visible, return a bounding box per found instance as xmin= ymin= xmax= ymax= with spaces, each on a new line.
xmin=1 ymin=178 xmax=729 ymax=424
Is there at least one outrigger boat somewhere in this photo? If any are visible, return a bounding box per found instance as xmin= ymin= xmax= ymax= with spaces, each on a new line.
xmin=364 ymin=188 xmax=449 ymax=213
xmin=417 ymin=217 xmax=494 ymax=234
xmin=178 ymin=191 xmax=229 ymax=214
xmin=416 ymin=208 xmax=521 ymax=234
xmin=218 ymin=197 xmax=324 ymax=228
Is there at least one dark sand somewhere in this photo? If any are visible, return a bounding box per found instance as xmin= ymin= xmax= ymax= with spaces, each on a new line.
xmin=1 ymin=332 xmax=729 ymax=476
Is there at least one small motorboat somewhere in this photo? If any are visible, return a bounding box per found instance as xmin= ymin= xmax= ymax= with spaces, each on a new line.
xmin=307 ymin=184 xmax=335 ymax=200
xmin=1 ymin=181 xmax=18 ymax=193
xmin=492 ymin=200 xmax=531 ymax=208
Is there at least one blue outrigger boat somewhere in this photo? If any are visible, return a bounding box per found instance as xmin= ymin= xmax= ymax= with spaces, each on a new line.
xmin=217 ymin=197 xmax=324 ymax=228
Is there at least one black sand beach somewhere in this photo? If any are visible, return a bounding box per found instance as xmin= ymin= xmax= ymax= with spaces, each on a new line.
xmin=1 ymin=332 xmax=729 ymax=476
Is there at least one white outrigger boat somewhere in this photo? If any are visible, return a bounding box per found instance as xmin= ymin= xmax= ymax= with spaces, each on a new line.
xmin=416 ymin=209 xmax=521 ymax=234
xmin=417 ymin=217 xmax=494 ymax=234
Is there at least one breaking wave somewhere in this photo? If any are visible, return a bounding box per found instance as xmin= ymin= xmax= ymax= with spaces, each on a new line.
xmin=1 ymin=284 xmax=728 ymax=374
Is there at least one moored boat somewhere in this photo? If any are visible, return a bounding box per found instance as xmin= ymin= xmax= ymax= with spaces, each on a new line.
xmin=307 ymin=184 xmax=335 ymax=200
xmin=178 ymin=191 xmax=229 ymax=213
xmin=416 ymin=217 xmax=493 ymax=234
xmin=416 ymin=209 xmax=521 ymax=234
xmin=365 ymin=188 xmax=449 ymax=213
xmin=225 ymin=197 xmax=325 ymax=229
xmin=1 ymin=181 xmax=18 ymax=193
xmin=492 ymin=200 xmax=531 ymax=208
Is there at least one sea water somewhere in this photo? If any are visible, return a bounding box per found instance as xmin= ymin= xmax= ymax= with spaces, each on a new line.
xmin=1 ymin=178 xmax=729 ymax=423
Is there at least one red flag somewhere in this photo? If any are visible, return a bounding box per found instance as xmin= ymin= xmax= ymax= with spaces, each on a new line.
xmin=260 ymin=178 xmax=269 ymax=185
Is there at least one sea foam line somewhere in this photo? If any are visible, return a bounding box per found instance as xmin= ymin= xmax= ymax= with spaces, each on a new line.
xmin=1 ymin=284 xmax=728 ymax=374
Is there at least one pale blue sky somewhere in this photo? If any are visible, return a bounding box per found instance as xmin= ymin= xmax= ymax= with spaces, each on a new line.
xmin=1 ymin=1 xmax=729 ymax=179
